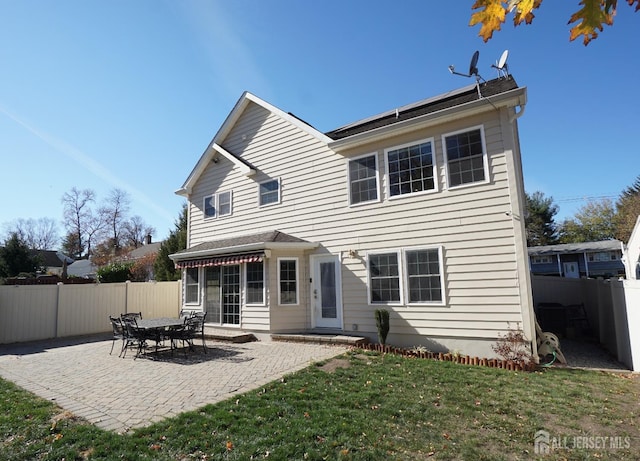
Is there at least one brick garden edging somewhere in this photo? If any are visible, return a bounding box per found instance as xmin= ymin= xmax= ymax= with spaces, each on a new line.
xmin=355 ymin=343 xmax=537 ymax=372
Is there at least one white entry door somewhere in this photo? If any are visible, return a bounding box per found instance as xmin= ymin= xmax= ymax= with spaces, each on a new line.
xmin=563 ymin=262 xmax=580 ymax=279
xmin=311 ymin=255 xmax=342 ymax=329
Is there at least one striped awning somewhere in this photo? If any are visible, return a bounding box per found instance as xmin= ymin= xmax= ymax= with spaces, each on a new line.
xmin=175 ymin=252 xmax=263 ymax=269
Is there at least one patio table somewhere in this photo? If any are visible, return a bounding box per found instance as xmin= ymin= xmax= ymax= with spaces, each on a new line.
xmin=131 ymin=317 xmax=186 ymax=356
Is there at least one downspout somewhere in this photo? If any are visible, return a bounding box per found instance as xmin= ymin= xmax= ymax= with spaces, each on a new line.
xmin=584 ymin=252 xmax=590 ymax=278
xmin=557 ymin=254 xmax=562 ymax=276
xmin=510 ymin=104 xmax=526 ymax=123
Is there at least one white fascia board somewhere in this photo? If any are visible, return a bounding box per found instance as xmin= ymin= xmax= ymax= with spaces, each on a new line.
xmin=211 ymin=143 xmax=255 ymax=176
xmin=328 ymin=87 xmax=527 ymax=152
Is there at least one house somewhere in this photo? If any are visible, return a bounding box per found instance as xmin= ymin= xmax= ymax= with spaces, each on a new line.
xmin=623 ymin=215 xmax=640 ymax=279
xmin=33 ymin=250 xmax=75 ymax=276
xmin=170 ymin=75 xmax=534 ymax=358
xmin=529 ymin=240 xmax=625 ymax=279
xmin=66 ymin=259 xmax=98 ymax=280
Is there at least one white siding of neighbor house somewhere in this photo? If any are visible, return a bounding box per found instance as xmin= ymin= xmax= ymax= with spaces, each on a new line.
xmin=184 ymin=99 xmax=532 ymax=347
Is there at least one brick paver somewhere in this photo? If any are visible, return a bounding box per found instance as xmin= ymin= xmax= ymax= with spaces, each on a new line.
xmin=0 ymin=336 xmax=348 ymax=433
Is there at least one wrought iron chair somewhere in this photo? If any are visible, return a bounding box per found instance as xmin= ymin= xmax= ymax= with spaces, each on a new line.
xmin=170 ymin=312 xmax=207 ymax=354
xmin=121 ymin=312 xmax=142 ymax=322
xmin=109 ymin=316 xmax=126 ymax=357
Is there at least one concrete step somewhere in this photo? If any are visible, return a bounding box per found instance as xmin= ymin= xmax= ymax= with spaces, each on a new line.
xmin=203 ymin=326 xmax=257 ymax=343
xmin=271 ymin=333 xmax=369 ymax=347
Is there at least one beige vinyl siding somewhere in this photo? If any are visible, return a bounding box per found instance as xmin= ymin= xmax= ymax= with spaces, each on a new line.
xmin=185 ymin=101 xmax=530 ymax=342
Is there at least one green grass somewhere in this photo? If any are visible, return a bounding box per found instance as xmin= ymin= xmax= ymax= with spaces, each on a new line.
xmin=1 ymin=350 xmax=638 ymax=460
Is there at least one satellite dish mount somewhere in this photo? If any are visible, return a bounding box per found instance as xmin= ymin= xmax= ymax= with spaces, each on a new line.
xmin=491 ymin=50 xmax=509 ymax=78
xmin=448 ymin=50 xmax=482 ymax=96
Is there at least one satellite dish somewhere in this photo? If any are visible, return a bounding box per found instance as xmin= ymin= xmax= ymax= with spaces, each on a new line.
xmin=491 ymin=49 xmax=509 ymax=77
xmin=469 ymin=50 xmax=479 ymax=76
xmin=448 ymin=50 xmax=481 ymax=78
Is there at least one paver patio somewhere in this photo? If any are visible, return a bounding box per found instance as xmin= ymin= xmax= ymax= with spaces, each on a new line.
xmin=0 ymin=336 xmax=348 ymax=433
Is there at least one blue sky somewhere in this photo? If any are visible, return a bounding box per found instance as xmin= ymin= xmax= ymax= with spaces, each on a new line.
xmin=1 ymin=1 xmax=638 ymax=243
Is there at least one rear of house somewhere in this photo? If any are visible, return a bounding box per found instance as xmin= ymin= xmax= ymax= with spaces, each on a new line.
xmin=171 ymin=76 xmax=535 ymax=358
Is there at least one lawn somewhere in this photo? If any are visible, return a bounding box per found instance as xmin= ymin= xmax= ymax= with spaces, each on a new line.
xmin=0 ymin=349 xmax=638 ymax=460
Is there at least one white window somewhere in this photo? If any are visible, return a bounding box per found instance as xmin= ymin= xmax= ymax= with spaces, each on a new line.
xmin=367 ymin=247 xmax=444 ymax=305
xmin=278 ymin=257 xmax=298 ymax=305
xmin=259 ymin=179 xmax=280 ymax=206
xmin=203 ymin=190 xmax=233 ymax=219
xmin=348 ymin=153 xmax=380 ymax=205
xmin=443 ymin=126 xmax=488 ymax=188
xmin=385 ymin=139 xmax=436 ymax=197
xmin=532 ymin=256 xmax=552 ymax=264
xmin=588 ymin=251 xmax=619 ymax=262
xmin=185 ymin=267 xmax=199 ymax=304
xmin=245 ymin=261 xmax=265 ymax=305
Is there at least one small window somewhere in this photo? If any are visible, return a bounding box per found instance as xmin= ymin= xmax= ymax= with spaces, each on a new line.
xmin=369 ymin=253 xmax=401 ymax=303
xmin=204 ymin=191 xmax=232 ymax=219
xmin=348 ymin=154 xmax=379 ymax=205
xmin=259 ymin=179 xmax=280 ymax=206
xmin=204 ymin=195 xmax=216 ymax=219
xmin=185 ymin=268 xmax=199 ymax=304
xmin=443 ymin=127 xmax=487 ymax=188
xmin=218 ymin=191 xmax=232 ymax=216
xmin=278 ymin=258 xmax=298 ymax=305
xmin=246 ymin=261 xmax=265 ymax=304
xmin=532 ymin=256 xmax=552 ymax=264
xmin=386 ymin=140 xmax=436 ymax=197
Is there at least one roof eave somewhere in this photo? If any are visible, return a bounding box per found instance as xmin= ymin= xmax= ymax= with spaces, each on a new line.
xmin=328 ymin=87 xmax=526 ymax=152
xmin=169 ymin=241 xmax=319 ymax=262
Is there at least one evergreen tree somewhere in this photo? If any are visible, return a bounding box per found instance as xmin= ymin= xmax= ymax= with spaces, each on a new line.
xmin=0 ymin=233 xmax=41 ymax=278
xmin=614 ymin=175 xmax=640 ymax=242
xmin=525 ymin=191 xmax=559 ymax=246
xmin=154 ymin=204 xmax=187 ymax=281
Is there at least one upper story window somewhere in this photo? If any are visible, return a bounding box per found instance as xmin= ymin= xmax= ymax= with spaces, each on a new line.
xmin=443 ymin=126 xmax=488 ymax=188
xmin=204 ymin=191 xmax=233 ymax=219
xmin=259 ymin=179 xmax=280 ymax=206
xmin=348 ymin=153 xmax=379 ymax=205
xmin=386 ymin=139 xmax=436 ymax=197
xmin=367 ymin=246 xmax=444 ymax=305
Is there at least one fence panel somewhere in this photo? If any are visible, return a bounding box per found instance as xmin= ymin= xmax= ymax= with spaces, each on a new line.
xmin=0 ymin=281 xmax=182 ymax=344
xmin=0 ymin=285 xmax=58 ymax=343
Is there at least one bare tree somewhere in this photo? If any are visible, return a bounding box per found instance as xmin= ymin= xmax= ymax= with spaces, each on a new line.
xmin=123 ymin=215 xmax=156 ymax=249
xmin=99 ymin=188 xmax=131 ymax=252
xmin=2 ymin=217 xmax=59 ymax=250
xmin=61 ymin=188 xmax=96 ymax=258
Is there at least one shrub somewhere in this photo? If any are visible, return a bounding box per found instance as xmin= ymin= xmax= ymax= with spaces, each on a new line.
xmin=96 ymin=262 xmax=134 ymax=283
xmin=491 ymin=323 xmax=534 ymax=366
xmin=374 ymin=309 xmax=390 ymax=345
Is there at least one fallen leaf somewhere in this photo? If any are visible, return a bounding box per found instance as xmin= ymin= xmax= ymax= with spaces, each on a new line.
xmin=226 ymin=441 xmax=234 ymax=451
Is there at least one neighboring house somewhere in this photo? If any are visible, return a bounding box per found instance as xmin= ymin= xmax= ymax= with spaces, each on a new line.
xmin=170 ymin=75 xmax=533 ymax=358
xmin=126 ymin=235 xmax=163 ymax=281
xmin=33 ymin=250 xmax=75 ymax=276
xmin=623 ymin=215 xmax=640 ymax=279
xmin=66 ymin=259 xmax=98 ymax=279
xmin=529 ymin=240 xmax=625 ymax=279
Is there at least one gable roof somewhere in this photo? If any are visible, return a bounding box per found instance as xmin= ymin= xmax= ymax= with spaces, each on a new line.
xmin=32 ymin=250 xmax=74 ymax=268
xmin=176 ymin=92 xmax=332 ymax=197
xmin=528 ymin=240 xmax=623 ymax=256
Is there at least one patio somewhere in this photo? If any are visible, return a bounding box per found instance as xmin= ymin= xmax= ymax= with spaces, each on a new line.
xmin=0 ymin=335 xmax=348 ymax=433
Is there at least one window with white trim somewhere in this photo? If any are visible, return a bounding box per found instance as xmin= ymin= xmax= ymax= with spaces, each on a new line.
xmin=259 ymin=179 xmax=280 ymax=206
xmin=245 ymin=261 xmax=265 ymax=304
xmin=348 ymin=154 xmax=379 ymax=205
xmin=532 ymin=256 xmax=552 ymax=264
xmin=185 ymin=267 xmax=199 ymax=304
xmin=443 ymin=126 xmax=487 ymax=187
xmin=386 ymin=139 xmax=436 ymax=197
xmin=203 ymin=190 xmax=233 ymax=219
xmin=588 ymin=251 xmax=619 ymax=262
xmin=278 ymin=257 xmax=298 ymax=305
xmin=368 ymin=247 xmax=444 ymax=305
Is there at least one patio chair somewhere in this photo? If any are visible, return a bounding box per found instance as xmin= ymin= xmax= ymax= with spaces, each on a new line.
xmin=109 ymin=316 xmax=126 ymax=357
xmin=170 ymin=312 xmax=207 ymax=354
xmin=121 ymin=312 xmax=142 ymax=322
xmin=121 ymin=318 xmax=148 ymax=358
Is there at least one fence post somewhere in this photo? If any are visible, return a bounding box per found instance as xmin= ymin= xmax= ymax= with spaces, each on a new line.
xmin=124 ymin=280 xmax=129 ymax=315
xmin=55 ymin=282 xmax=62 ymax=339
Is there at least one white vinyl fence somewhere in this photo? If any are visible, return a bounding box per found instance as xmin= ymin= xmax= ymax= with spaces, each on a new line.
xmin=532 ymin=275 xmax=639 ymax=371
xmin=0 ymin=281 xmax=182 ymax=344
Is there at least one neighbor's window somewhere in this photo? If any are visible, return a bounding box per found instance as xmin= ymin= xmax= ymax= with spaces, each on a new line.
xmin=185 ymin=267 xmax=199 ymax=304
xmin=369 ymin=253 xmax=401 ymax=303
xmin=386 ymin=140 xmax=436 ymax=197
xmin=278 ymin=258 xmax=298 ymax=304
xmin=259 ymin=179 xmax=280 ymax=206
xmin=245 ymin=261 xmax=265 ymax=304
xmin=588 ymin=251 xmax=619 ymax=262
xmin=443 ymin=126 xmax=487 ymax=187
xmin=532 ymin=256 xmax=552 ymax=264
xmin=348 ymin=154 xmax=379 ymax=205
xmin=204 ymin=191 xmax=232 ymax=219
xmin=405 ymin=248 xmax=442 ymax=303
xmin=368 ymin=247 xmax=444 ymax=305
